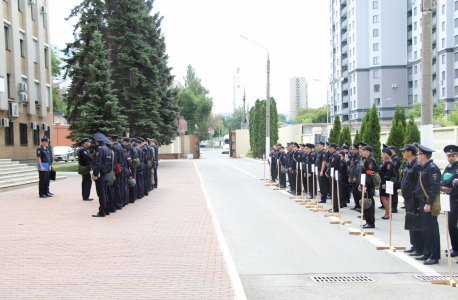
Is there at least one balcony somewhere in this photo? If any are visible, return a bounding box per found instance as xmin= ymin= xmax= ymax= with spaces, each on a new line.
xmin=341 ymin=6 xmax=347 ymax=17
xmin=342 ymin=95 xmax=349 ymax=103
xmin=408 ymin=16 xmax=412 ymax=25
xmin=342 ymin=83 xmax=349 ymax=91
xmin=341 ymin=32 xmax=348 ymax=41
xmin=408 ymin=31 xmax=412 ymax=40
xmin=341 ymin=44 xmax=348 ymax=54
xmin=433 ymin=48 xmax=437 ymax=56
xmin=432 ymin=32 xmax=437 ymax=41
xmin=341 ymin=19 xmax=347 ymax=29
xmin=408 ymin=45 xmax=412 ymax=53
xmin=341 ymin=0 xmax=347 ymax=4
xmin=341 ymin=57 xmax=348 ymax=66
xmin=342 ymin=108 xmax=349 ymax=115
xmin=342 ymin=70 xmax=348 ymax=78
xmin=408 ymin=88 xmax=413 ymax=95
xmin=408 ymin=73 xmax=413 ymax=81
xmin=408 ymin=1 xmax=412 ymax=11
xmin=433 ymin=16 xmax=437 ymax=27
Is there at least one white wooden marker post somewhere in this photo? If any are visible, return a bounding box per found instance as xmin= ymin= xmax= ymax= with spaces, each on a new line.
xmin=432 ymin=194 xmax=457 ymax=287
xmin=325 ymin=168 xmax=339 ymax=217
xmin=349 ymin=174 xmax=373 ymax=236
xmin=376 ymin=181 xmax=404 ymax=251
xmin=290 ymin=163 xmax=301 ymax=199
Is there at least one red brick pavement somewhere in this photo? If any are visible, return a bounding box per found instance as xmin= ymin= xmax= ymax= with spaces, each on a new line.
xmin=0 ymin=161 xmax=235 ymax=299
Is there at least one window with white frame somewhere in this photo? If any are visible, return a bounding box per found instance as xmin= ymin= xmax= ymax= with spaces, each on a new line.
xmin=373 ymin=70 xmax=380 ymax=78
xmin=442 ymin=87 xmax=446 ymax=97
xmin=373 ymin=43 xmax=379 ymax=51
xmin=442 ymin=38 xmax=446 ymax=48
xmin=374 ymin=84 xmax=380 ymax=92
xmin=442 ymin=21 xmax=446 ymax=31
xmin=373 ymin=29 xmax=379 ymax=37
xmin=373 ymin=15 xmax=379 ymax=23
xmin=373 ymin=56 xmax=380 ymax=65
xmin=442 ymin=54 xmax=446 ymax=64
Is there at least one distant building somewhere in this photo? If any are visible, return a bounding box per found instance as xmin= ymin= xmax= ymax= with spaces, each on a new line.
xmin=0 ymin=0 xmax=53 ymax=161
xmin=289 ymin=77 xmax=308 ymax=120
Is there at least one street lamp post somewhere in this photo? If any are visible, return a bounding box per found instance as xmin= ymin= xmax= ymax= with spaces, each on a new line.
xmin=240 ymin=35 xmax=270 ymax=159
xmin=313 ymin=79 xmax=330 ymax=138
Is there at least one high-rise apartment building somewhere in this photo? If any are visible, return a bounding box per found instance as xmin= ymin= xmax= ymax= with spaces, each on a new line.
xmin=289 ymin=77 xmax=308 ymax=120
xmin=0 ymin=0 xmax=53 ymax=161
xmin=330 ymin=0 xmax=458 ymax=125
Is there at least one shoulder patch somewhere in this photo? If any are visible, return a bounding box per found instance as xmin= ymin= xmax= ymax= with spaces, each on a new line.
xmin=432 ymin=173 xmax=438 ymax=181
xmin=393 ymin=161 xmax=397 ymax=166
xmin=387 ymin=164 xmax=391 ymax=169
xmin=37 ymin=150 xmax=40 ymax=154
xmin=368 ymin=163 xmax=373 ymax=169
xmin=456 ymin=169 xmax=458 ymax=174
xmin=431 ymin=163 xmax=436 ymax=168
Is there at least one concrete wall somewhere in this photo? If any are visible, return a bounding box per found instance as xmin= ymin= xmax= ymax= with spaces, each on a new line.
xmin=278 ymin=124 xmax=303 ymax=145
xmin=159 ymin=135 xmax=181 ymax=156
xmin=235 ymin=129 xmax=249 ymax=158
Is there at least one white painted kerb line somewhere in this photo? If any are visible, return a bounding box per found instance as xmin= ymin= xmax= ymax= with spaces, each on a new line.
xmin=194 ymin=162 xmax=247 ymax=300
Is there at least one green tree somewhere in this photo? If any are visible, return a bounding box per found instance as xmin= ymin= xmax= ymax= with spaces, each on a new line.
xmin=67 ymin=30 xmax=126 ymax=144
xmin=404 ymin=114 xmax=421 ymax=144
xmin=338 ymin=125 xmax=351 ymax=147
xmin=270 ymin=97 xmax=279 ymax=147
xmin=278 ymin=114 xmax=287 ymax=122
xmin=353 ymin=130 xmax=360 ymax=144
xmin=400 ymin=105 xmax=407 ymax=129
xmin=51 ymin=50 xmax=61 ymax=78
xmin=294 ymin=106 xmax=328 ymax=124
xmin=363 ymin=104 xmax=381 ymax=162
xmin=224 ymin=107 xmax=243 ymax=130
xmin=183 ymin=64 xmax=196 ymax=88
xmin=433 ymin=99 xmax=446 ymax=120
xmin=360 ymin=108 xmax=371 ymax=141
xmin=386 ymin=120 xmax=405 ymax=157
xmin=52 ymin=86 xmax=65 ymax=113
xmin=328 ymin=115 xmax=341 ymax=143
xmin=448 ymin=103 xmax=458 ymax=125
xmin=410 ymin=99 xmax=421 ymax=118
xmin=249 ymin=105 xmax=256 ymax=155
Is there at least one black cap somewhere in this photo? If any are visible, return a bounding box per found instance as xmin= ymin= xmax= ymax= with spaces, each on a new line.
xmin=277 ymin=143 xmax=282 ymax=147
xmin=121 ymin=143 xmax=126 ymax=149
xmin=359 ymin=141 xmax=367 ymax=147
xmin=110 ymin=134 xmax=118 ymax=140
xmin=352 ymin=143 xmax=359 ymax=149
xmin=329 ymin=143 xmax=338 ymax=148
xmin=339 ymin=151 xmax=346 ymax=155
xmin=81 ymin=138 xmax=92 ymax=143
xmin=309 ymin=143 xmax=315 ymax=148
xmin=417 ymin=144 xmax=435 ymax=154
xmin=325 ymin=141 xmax=329 ymax=146
xmin=270 ymin=147 xmax=274 ymax=151
xmin=93 ymin=132 xmax=107 ymax=142
xmin=105 ymin=138 xmax=112 ymax=146
xmin=444 ymin=145 xmax=458 ymax=155
xmin=388 ymin=146 xmax=396 ymax=151
xmin=318 ymin=141 xmax=325 ymax=146
xmin=41 ymin=137 xmax=49 ymax=142
xmin=400 ymin=144 xmax=417 ymax=153
xmin=362 ymin=145 xmax=373 ymax=152
xmin=287 ymin=142 xmax=291 ymax=146
xmin=336 ymin=147 xmax=341 ymax=151
xmin=382 ymin=143 xmax=388 ymax=149
xmin=123 ymin=137 xmax=131 ymax=142
xmin=382 ymin=148 xmax=391 ymax=155
xmin=280 ymin=146 xmax=285 ymax=149
xmin=291 ymin=142 xmax=299 ymax=148
xmin=342 ymin=145 xmax=349 ymax=150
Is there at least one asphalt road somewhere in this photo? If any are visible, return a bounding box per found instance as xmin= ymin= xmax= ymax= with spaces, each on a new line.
xmin=196 ymin=149 xmax=458 ymax=299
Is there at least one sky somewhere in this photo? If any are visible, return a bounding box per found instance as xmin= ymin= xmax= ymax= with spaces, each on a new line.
xmin=48 ymin=0 xmax=330 ymax=117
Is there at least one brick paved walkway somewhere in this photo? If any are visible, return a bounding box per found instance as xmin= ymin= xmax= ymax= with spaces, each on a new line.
xmin=0 ymin=161 xmax=235 ymax=299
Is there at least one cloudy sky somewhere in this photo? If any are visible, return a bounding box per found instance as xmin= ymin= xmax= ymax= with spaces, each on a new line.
xmin=49 ymin=0 xmax=330 ymax=117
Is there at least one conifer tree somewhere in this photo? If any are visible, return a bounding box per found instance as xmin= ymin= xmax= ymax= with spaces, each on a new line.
xmin=249 ymin=106 xmax=256 ymax=154
xmin=67 ymin=30 xmax=126 ymax=143
xmin=258 ymin=101 xmax=267 ymax=157
xmin=328 ymin=115 xmax=341 ymax=143
xmin=338 ymin=125 xmax=352 ymax=147
xmin=354 ymin=130 xmax=360 ymax=144
xmin=400 ymin=105 xmax=407 ymax=129
xmin=270 ymin=98 xmax=279 ymax=147
xmin=386 ymin=120 xmax=405 ymax=157
xmin=363 ymin=104 xmax=381 ymax=162
xmin=405 ymin=114 xmax=421 ymax=144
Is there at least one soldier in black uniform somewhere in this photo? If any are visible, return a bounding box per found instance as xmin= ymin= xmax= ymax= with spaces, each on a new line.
xmin=307 ymin=144 xmax=317 ymax=198
xmin=136 ymin=138 xmax=145 ymax=199
xmin=151 ymin=139 xmax=159 ymax=189
xmin=316 ymin=141 xmax=327 ymax=203
xmin=120 ymin=143 xmax=130 ymax=205
xmin=324 ymin=142 xmax=332 ymax=199
xmin=300 ymin=144 xmax=308 ymax=193
xmin=359 ymin=145 xmax=376 ymax=228
xmin=348 ymin=143 xmax=361 ymax=211
xmin=290 ymin=143 xmax=302 ymax=195
xmin=127 ymin=138 xmax=138 ymax=203
xmin=140 ymin=137 xmax=150 ymax=197
xmin=269 ymin=147 xmax=277 ymax=183
xmin=440 ymin=145 xmax=458 ymax=258
xmin=79 ymin=138 xmax=93 ymax=201
xmin=414 ymin=144 xmax=441 ymax=265
xmin=105 ymin=139 xmax=118 ymax=213
xmin=110 ymin=135 xmax=124 ymax=209
xmin=339 ymin=151 xmax=348 ymax=208
xmin=400 ymin=144 xmax=424 ymax=255
xmin=389 ymin=146 xmax=401 ymax=213
xmin=92 ymin=133 xmax=111 ymax=217
xmin=37 ymin=136 xmax=52 ymax=198
xmin=278 ymin=146 xmax=287 ymax=188
xmin=286 ymin=143 xmax=294 ymax=192
xmin=326 ymin=143 xmax=341 ymax=212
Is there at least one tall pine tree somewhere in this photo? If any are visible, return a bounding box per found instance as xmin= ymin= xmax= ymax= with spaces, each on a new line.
xmin=405 ymin=114 xmax=421 ymax=144
xmin=386 ymin=120 xmax=405 ymax=157
xmin=67 ymin=30 xmax=126 ymax=143
xmin=363 ymin=104 xmax=381 ymax=162
xmin=339 ymin=125 xmax=352 ymax=147
xmin=328 ymin=115 xmax=341 ymax=143
xmin=270 ymin=97 xmax=279 ymax=147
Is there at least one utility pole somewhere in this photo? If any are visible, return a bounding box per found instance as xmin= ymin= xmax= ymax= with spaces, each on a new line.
xmin=421 ymin=0 xmax=434 ymax=148
xmin=266 ymin=53 xmax=270 ymax=159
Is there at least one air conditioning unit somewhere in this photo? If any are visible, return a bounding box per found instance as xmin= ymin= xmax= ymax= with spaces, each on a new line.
xmin=392 ymin=84 xmax=397 ymax=88
xmin=8 ymin=103 xmax=19 ymax=118
xmin=0 ymin=118 xmax=9 ymax=127
xmin=41 ymin=6 xmax=47 ymax=14
xmin=18 ymin=93 xmax=28 ymax=102
xmin=42 ymin=124 xmax=48 ymax=131
xmin=18 ymin=83 xmax=27 ymax=92
xmin=30 ymin=122 xmax=37 ymax=130
xmin=28 ymin=0 xmax=36 ymax=5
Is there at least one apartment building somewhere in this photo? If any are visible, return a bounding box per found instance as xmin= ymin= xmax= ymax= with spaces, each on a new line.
xmin=289 ymin=77 xmax=308 ymax=120
xmin=1 ymin=0 xmax=53 ymax=161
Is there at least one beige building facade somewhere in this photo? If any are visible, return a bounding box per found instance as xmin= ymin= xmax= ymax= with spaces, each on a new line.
xmin=1 ymin=0 xmax=53 ymax=162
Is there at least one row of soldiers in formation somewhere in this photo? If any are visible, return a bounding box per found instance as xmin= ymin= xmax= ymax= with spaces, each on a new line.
xmin=269 ymin=140 xmax=458 ymax=265
xmin=78 ymin=133 xmax=159 ymax=217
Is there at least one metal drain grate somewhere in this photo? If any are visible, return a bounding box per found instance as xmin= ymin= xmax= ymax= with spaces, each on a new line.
xmin=311 ymin=276 xmax=375 ymax=283
xmin=414 ymin=275 xmax=458 ymax=282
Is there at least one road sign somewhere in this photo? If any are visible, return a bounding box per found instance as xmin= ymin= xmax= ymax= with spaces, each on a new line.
xmin=208 ymin=128 xmax=212 ymax=133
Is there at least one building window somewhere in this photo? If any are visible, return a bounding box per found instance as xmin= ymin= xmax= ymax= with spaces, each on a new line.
xmin=373 ymin=56 xmax=380 ymax=65
xmin=455 ymin=69 xmax=458 ymax=79
xmin=442 ymin=71 xmax=446 ymax=81
xmin=455 ymin=52 xmax=458 ymax=62
xmin=5 ymin=122 xmax=14 ymax=146
xmin=46 ymin=87 xmax=50 ymax=108
xmin=455 ymin=86 xmax=458 ymax=95
xmin=373 ymin=29 xmax=379 ymax=37
xmin=33 ymin=129 xmax=40 ymax=146
xmin=44 ymin=47 xmax=49 ymax=68
xmin=442 ymin=4 xmax=446 ymax=15
xmin=414 ymin=65 xmax=417 ymax=74
xmin=414 ymin=36 xmax=417 ymax=45
xmin=420 ymin=18 xmax=422 ymax=27
xmin=7 ymin=74 xmax=12 ymax=99
xmin=442 ymin=54 xmax=446 ymax=64
xmin=19 ymin=124 xmax=28 ymax=146
xmin=374 ymin=98 xmax=380 ymax=105
xmin=373 ymin=70 xmax=380 ymax=78
xmin=20 ymin=33 xmax=24 ymax=57
xmin=33 ymin=40 xmax=38 ymax=63
xmin=373 ymin=1 xmax=379 ymax=9
xmin=414 ymin=7 xmax=417 ymax=16
xmin=414 ymin=22 xmax=417 ymax=30
xmin=442 ymin=87 xmax=446 ymax=97
xmin=31 ymin=5 xmax=34 ymax=20
xmin=373 ymin=15 xmax=379 ymax=23
xmin=17 ymin=0 xmax=21 ymax=11
xmin=443 ymin=21 xmax=446 ymax=31
xmin=456 ymin=1 xmax=458 ymax=11
xmin=43 ymin=12 xmax=47 ymax=29
xmin=442 ymin=38 xmax=446 ymax=48
xmin=353 ymin=87 xmax=356 ymax=95
xmin=414 ymin=51 xmax=417 ymax=60
xmin=4 ymin=26 xmax=9 ymax=50
xmin=414 ymin=80 xmax=418 ymax=88
xmin=373 ymin=43 xmax=379 ymax=51
xmin=35 ymin=82 xmax=40 ymax=105
xmin=420 ymin=34 xmax=422 ymax=42
xmin=455 ymin=35 xmax=458 ymax=45
xmin=374 ymin=84 xmax=380 ymax=92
